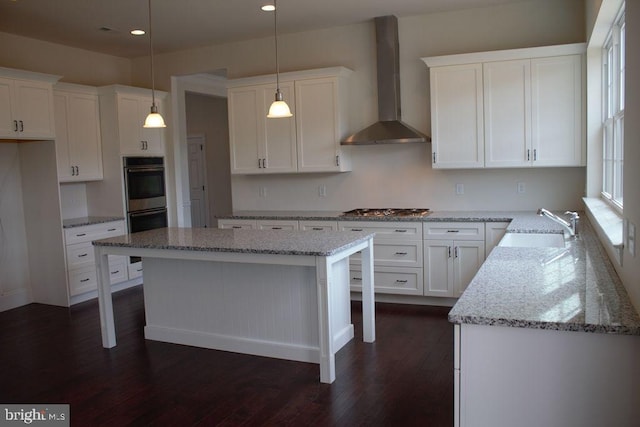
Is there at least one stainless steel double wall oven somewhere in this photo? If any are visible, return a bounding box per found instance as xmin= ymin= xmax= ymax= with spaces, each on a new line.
xmin=123 ymin=156 xmax=168 ymax=233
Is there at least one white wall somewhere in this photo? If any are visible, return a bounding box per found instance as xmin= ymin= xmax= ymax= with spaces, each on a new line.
xmin=139 ymin=0 xmax=586 ymax=212
xmin=59 ymin=183 xmax=89 ymax=219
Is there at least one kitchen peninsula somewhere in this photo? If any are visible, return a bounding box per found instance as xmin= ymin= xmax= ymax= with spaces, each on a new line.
xmin=92 ymin=227 xmax=375 ymax=384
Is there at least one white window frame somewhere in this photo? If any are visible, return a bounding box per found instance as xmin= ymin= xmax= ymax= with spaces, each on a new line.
xmin=601 ymin=5 xmax=625 ymax=211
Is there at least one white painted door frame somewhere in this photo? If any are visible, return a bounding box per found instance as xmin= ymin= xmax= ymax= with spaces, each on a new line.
xmin=170 ymin=73 xmax=227 ymax=227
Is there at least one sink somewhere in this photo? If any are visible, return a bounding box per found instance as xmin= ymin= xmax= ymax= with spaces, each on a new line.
xmin=499 ymin=233 xmax=566 ymax=248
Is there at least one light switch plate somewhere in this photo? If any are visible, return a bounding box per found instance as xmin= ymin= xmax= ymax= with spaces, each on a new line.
xmin=456 ymin=183 xmax=464 ymax=195
xmin=517 ymin=182 xmax=526 ymax=193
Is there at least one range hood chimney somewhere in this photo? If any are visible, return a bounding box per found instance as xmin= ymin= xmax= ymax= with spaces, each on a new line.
xmin=341 ymin=15 xmax=429 ymax=145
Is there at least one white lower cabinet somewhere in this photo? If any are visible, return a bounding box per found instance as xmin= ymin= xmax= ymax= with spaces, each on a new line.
xmin=63 ymin=220 xmax=128 ymax=297
xmin=424 ymin=223 xmax=485 ymax=298
xmin=485 ymin=222 xmax=509 ymax=257
xmin=339 ymin=221 xmax=424 ymax=296
xmin=256 ymin=220 xmax=299 ymax=231
xmin=217 ymin=219 xmax=257 ymax=229
xmin=299 ymin=220 xmax=338 ymax=231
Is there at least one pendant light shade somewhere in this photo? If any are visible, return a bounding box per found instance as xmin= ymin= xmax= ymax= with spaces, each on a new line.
xmin=267 ymin=0 xmax=292 ymax=119
xmin=143 ymin=0 xmax=166 ymax=128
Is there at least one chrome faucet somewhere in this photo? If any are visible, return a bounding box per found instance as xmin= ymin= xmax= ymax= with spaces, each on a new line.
xmin=537 ymin=208 xmax=579 ymax=237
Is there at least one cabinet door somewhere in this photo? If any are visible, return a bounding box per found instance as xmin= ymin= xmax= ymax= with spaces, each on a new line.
xmin=531 ymin=55 xmax=583 ymax=166
xmin=453 ymin=240 xmax=485 ymax=298
xmin=424 ymin=240 xmax=454 ymax=297
xmin=485 ymin=222 xmax=509 ymax=257
xmin=430 ymin=64 xmax=484 ymax=169
xmin=118 ymin=95 xmax=164 ymax=156
xmin=262 ymin=82 xmax=297 ymax=173
xmin=13 ymin=79 xmax=55 ymax=139
xmin=0 ymin=78 xmax=15 ymax=138
xmin=483 ymin=60 xmax=531 ymax=168
xmin=54 ymin=93 xmax=73 ymax=180
xmin=295 ymin=77 xmax=343 ymax=172
xmin=228 ymin=86 xmax=262 ymax=174
xmin=68 ymin=92 xmax=103 ymax=180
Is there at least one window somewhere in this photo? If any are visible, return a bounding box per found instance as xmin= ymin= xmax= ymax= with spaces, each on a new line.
xmin=602 ymin=4 xmax=625 ymax=209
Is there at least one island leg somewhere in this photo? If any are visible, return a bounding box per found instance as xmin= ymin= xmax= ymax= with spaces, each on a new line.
xmin=361 ymin=237 xmax=375 ymax=343
xmin=94 ymin=246 xmax=116 ymax=348
xmin=316 ymin=257 xmax=335 ymax=383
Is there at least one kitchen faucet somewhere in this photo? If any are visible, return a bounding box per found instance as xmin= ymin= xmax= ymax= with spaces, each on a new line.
xmin=537 ymin=208 xmax=579 ymax=237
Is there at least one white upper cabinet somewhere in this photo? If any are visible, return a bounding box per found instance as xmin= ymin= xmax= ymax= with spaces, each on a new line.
xmin=227 ymin=67 xmax=352 ymax=174
xmin=429 ymin=63 xmax=484 ymax=169
xmin=0 ymin=68 xmax=59 ymax=140
xmin=98 ymin=85 xmax=167 ymax=157
xmin=423 ymin=43 xmax=585 ymax=169
xmin=54 ymin=84 xmax=103 ymax=182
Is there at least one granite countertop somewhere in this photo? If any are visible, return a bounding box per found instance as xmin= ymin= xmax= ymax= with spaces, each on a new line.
xmin=63 ymin=216 xmax=125 ymax=228
xmin=217 ymin=209 xmax=640 ymax=335
xmin=448 ymin=217 xmax=640 ymax=335
xmin=92 ymin=227 xmax=374 ymax=257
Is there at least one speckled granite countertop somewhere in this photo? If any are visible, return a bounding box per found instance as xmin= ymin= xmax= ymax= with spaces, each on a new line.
xmin=448 ymin=217 xmax=640 ymax=335
xmin=92 ymin=227 xmax=374 ymax=257
xmin=63 ymin=216 xmax=124 ymax=228
xmin=217 ymin=210 xmax=640 ymax=335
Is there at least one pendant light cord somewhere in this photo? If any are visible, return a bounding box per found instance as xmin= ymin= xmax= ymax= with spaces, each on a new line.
xmin=148 ymin=0 xmax=157 ymax=107
xmin=274 ymin=0 xmax=280 ymax=92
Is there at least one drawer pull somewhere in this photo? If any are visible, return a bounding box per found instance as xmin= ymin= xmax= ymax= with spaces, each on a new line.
xmin=78 ymin=253 xmax=88 ymax=258
xmin=137 ymin=268 xmax=143 ymax=272
xmin=351 ymin=228 xmax=363 ymax=231
xmin=76 ymin=233 xmax=86 ymax=237
xmin=312 ymin=227 xmax=324 ymax=230
xmin=111 ymin=270 xmax=120 ymax=275
xmin=232 ymin=226 xmax=242 ymax=229
xmin=395 ymin=252 xmax=408 ymax=256
xmin=271 ymin=227 xmax=282 ymax=230
xmin=80 ymin=278 xmax=90 ymax=283
xmin=395 ymin=279 xmax=408 ymax=284
xmin=107 ymin=228 xmax=117 ymax=232
xmin=352 ymin=277 xmax=362 ymax=281
xmin=394 ymin=229 xmax=407 ymax=233
xmin=447 ymin=230 xmax=460 ymax=233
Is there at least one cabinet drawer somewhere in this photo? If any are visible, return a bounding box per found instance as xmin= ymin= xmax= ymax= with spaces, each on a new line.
xmin=350 ymin=240 xmax=423 ymax=268
xmin=338 ymin=221 xmax=423 ymax=240
xmin=108 ymin=257 xmax=128 ymax=284
xmin=423 ymin=222 xmax=485 ymax=240
xmin=66 ymin=242 xmax=94 ymax=268
xmin=299 ymin=220 xmax=338 ymax=231
xmin=256 ymin=220 xmax=299 ymax=231
xmin=64 ymin=220 xmax=126 ymax=245
xmin=128 ymin=261 xmax=143 ymax=279
xmin=68 ymin=265 xmax=97 ymax=296
xmin=350 ymin=267 xmax=423 ymax=296
xmin=217 ymin=219 xmax=256 ymax=229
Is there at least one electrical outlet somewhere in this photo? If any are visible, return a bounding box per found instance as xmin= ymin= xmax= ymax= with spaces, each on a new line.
xmin=318 ymin=185 xmax=327 ymax=197
xmin=517 ymin=182 xmax=526 ymax=193
xmin=259 ymin=186 xmax=267 ymax=198
xmin=455 ymin=183 xmax=464 ymax=195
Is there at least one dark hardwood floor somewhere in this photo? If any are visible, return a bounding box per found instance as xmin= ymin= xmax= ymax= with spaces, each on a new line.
xmin=0 ymin=286 xmax=454 ymax=426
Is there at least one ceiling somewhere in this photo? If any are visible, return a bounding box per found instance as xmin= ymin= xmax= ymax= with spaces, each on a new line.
xmin=0 ymin=0 xmax=528 ymax=58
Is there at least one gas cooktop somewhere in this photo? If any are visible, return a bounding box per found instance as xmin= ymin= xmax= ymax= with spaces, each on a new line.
xmin=341 ymin=208 xmax=431 ymax=218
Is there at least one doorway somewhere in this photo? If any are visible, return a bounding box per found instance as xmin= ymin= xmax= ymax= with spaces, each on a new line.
xmin=187 ymin=135 xmax=209 ymax=227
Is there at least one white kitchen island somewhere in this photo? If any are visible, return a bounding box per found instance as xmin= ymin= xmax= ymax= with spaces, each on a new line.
xmin=93 ymin=227 xmax=375 ymax=384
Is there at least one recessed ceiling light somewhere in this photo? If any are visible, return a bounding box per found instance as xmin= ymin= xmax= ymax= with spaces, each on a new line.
xmin=261 ymin=4 xmax=275 ymax=11
xmin=131 ymin=29 xmax=146 ymax=36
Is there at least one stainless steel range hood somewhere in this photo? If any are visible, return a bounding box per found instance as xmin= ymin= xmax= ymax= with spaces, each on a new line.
xmin=341 ymin=15 xmax=430 ymax=145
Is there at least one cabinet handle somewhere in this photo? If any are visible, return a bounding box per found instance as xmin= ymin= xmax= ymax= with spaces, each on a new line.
xmin=312 ymin=227 xmax=324 ymax=231
xmin=78 ymin=253 xmax=88 ymax=258
xmin=448 ymin=246 xmax=452 ymax=258
xmin=447 ymin=230 xmax=459 ymax=233
xmin=19 ymin=120 xmax=24 ymax=132
xmin=76 ymin=233 xmax=86 ymax=237
xmin=394 ymin=229 xmax=407 ymax=233
xmin=454 ymin=247 xmax=459 ymax=258
xmin=351 ymin=228 xmax=363 ymax=232
xmin=263 ymin=158 xmax=267 ymax=168
xmin=433 ymin=152 xmax=437 ymax=163
xmin=13 ymin=120 xmax=18 ymax=132
xmin=336 ymin=155 xmax=340 ymax=167
xmin=533 ymin=149 xmax=537 ymax=161
xmin=395 ymin=252 xmax=408 ymax=256
xmin=70 ymin=166 xmax=75 ymax=176
xmin=136 ymin=268 xmax=143 ymax=272
xmin=111 ymin=270 xmax=120 ymax=275
xmin=271 ymin=227 xmax=282 ymax=230
xmin=80 ymin=278 xmax=90 ymax=283
xmin=232 ymin=226 xmax=242 ymax=229
xmin=107 ymin=228 xmax=117 ymax=232
xmin=527 ymin=149 xmax=531 ymax=161
xmin=352 ymin=277 xmax=362 ymax=281
xmin=395 ymin=279 xmax=408 ymax=284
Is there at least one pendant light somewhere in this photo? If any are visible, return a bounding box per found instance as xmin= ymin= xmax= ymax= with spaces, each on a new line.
xmin=143 ymin=0 xmax=166 ymax=128
xmin=267 ymin=0 xmax=292 ymax=118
